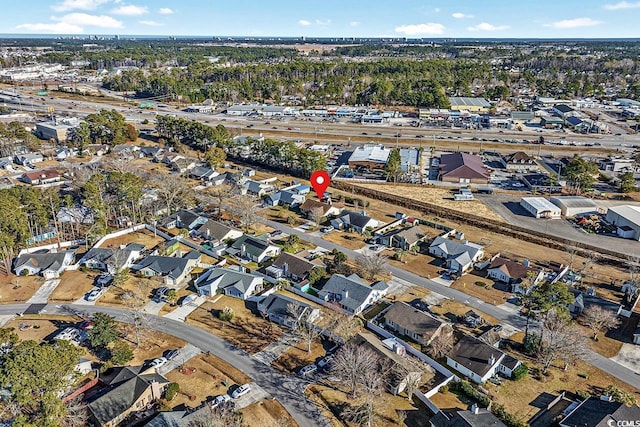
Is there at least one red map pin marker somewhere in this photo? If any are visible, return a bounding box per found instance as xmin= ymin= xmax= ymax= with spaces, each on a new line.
xmin=310 ymin=170 xmax=330 ymax=200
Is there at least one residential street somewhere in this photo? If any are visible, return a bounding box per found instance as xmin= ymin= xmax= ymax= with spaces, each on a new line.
xmin=258 ymin=217 xmax=640 ymax=389
xmin=0 ymin=303 xmax=330 ymax=427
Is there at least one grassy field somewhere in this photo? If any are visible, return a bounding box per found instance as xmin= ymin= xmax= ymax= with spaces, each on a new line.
xmin=186 ymin=296 xmax=283 ymax=354
xmin=322 ymin=231 xmax=367 ymax=250
xmin=49 ymin=270 xmax=98 ymax=302
xmin=387 ymin=251 xmax=442 ymax=280
xmin=0 ymin=274 xmax=43 ymax=303
xmin=100 ymin=229 xmax=165 ymax=251
xmin=450 ymin=272 xmax=510 ymax=306
xmin=271 ymin=340 xmax=329 ymax=375
xmin=239 ymin=399 xmax=298 ymax=427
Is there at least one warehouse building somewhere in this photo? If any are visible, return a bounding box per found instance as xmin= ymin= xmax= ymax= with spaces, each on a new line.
xmin=606 ymin=205 xmax=640 ymax=240
xmin=520 ymin=197 xmax=561 ymax=219
xmin=549 ymin=196 xmax=597 ymax=217
xmin=348 ymin=144 xmax=390 ymax=171
xmin=448 ymin=97 xmax=491 ymax=112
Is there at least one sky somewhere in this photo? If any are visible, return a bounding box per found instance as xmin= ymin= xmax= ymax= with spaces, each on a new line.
xmin=1 ymin=0 xmax=639 ymax=38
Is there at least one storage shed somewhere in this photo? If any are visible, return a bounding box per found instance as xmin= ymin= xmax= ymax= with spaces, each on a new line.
xmin=520 ymin=197 xmax=562 ymax=219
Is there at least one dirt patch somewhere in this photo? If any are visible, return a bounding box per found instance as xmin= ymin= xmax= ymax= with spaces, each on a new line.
xmin=429 ymin=389 xmax=469 ymax=411
xmin=186 ymin=297 xmax=283 ymax=354
xmin=5 ymin=316 xmax=79 ymax=342
xmin=272 ymin=340 xmax=329 ymax=375
xmin=117 ymin=323 xmax=187 ymax=366
xmin=0 ymin=274 xmax=43 ymax=303
xmin=239 ymin=399 xmax=298 ymax=427
xmin=322 ymin=231 xmax=367 ymax=251
xmin=49 ymin=270 xmax=98 ymax=302
xmin=165 ymin=353 xmax=247 ymax=409
xmin=355 ymin=183 xmax=504 ymax=222
xmin=100 ymin=229 xmax=165 ymax=251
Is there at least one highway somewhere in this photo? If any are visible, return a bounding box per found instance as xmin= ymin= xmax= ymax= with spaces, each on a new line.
xmin=1 ymin=303 xmax=330 ymax=427
xmin=257 ymin=217 xmax=640 ymax=390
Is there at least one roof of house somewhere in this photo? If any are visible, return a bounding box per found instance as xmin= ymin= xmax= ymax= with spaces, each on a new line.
xmin=505 ymin=152 xmax=534 ymax=163
xmin=145 ymin=410 xmax=190 ymax=427
xmin=14 ymin=251 xmax=73 ymax=272
xmin=82 ymin=246 xmax=139 ymax=269
xmin=268 ymin=189 xmax=305 ymax=205
xmin=384 ymin=302 xmax=445 ymax=340
xmin=448 ymin=334 xmax=506 ymax=378
xmin=196 ymin=220 xmax=240 ymax=242
xmin=430 ymin=236 xmax=483 ymax=265
xmin=383 ymin=226 xmax=426 ymax=245
xmin=439 ymin=153 xmax=490 ymax=180
xmin=87 ymin=366 xmax=169 ymax=426
xmin=299 ymin=199 xmax=335 ymax=215
xmin=231 ymin=234 xmax=275 ymax=258
xmin=196 ymin=267 xmax=262 ymax=295
xmin=272 ymin=251 xmax=325 ymax=279
xmin=22 ymin=169 xmax=60 ymax=182
xmin=553 ymin=104 xmax=574 ymax=113
xmin=260 ymin=293 xmax=317 ymax=319
xmin=431 ymin=408 xmax=507 ymax=427
xmin=561 ymin=397 xmax=640 ymax=427
xmin=132 ymin=253 xmax=198 ymax=279
xmin=189 ymin=165 xmax=216 ymax=178
xmin=319 ymin=273 xmax=388 ymax=312
xmin=487 ymin=257 xmax=533 ymax=280
xmin=335 ymin=211 xmax=375 ymax=229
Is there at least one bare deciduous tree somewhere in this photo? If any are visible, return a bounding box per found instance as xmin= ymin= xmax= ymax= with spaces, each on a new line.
xmin=331 ymin=343 xmax=379 ymax=397
xmin=310 ymin=207 xmax=325 ymax=230
xmin=153 ymin=173 xmax=194 ymax=215
xmin=287 ymin=302 xmax=322 ymax=353
xmin=425 ymin=330 xmax=454 ymax=359
xmin=325 ymin=311 xmax=362 ymax=344
xmin=202 ymin=184 xmax=235 ymax=220
xmin=539 ymin=309 xmax=590 ymax=373
xmin=229 ymin=196 xmax=259 ymax=233
xmin=61 ymin=396 xmax=89 ymax=427
xmin=581 ymin=306 xmax=621 ymax=341
xmin=355 ymin=252 xmax=388 ymax=281
xmin=187 ymin=404 xmax=243 ymax=427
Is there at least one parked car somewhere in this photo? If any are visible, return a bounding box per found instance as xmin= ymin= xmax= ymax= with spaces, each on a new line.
xmin=85 ymin=288 xmax=105 ymax=301
xmin=210 ymin=394 xmax=231 ymax=408
xmin=321 ymin=226 xmax=334 ymax=233
xmin=164 ymin=349 xmax=180 ymax=360
xmin=96 ymin=275 xmax=113 ymax=287
xmin=231 ymin=384 xmax=251 ymax=398
xmin=78 ymin=320 xmax=93 ymax=330
xmin=181 ymin=294 xmax=198 ymax=306
xmin=299 ymin=364 xmax=318 ymax=377
xmin=150 ymin=357 xmax=167 ymax=368
xmin=317 ymin=355 xmax=334 ymax=370
xmin=493 ymin=325 xmax=503 ymax=331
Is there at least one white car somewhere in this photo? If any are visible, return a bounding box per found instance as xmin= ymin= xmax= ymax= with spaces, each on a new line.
xmin=317 ymin=355 xmax=335 ymax=370
xmin=180 ymin=294 xmax=197 ymax=306
xmin=231 ymin=384 xmax=251 ymax=399
xmin=150 ymin=357 xmax=167 ymax=368
xmin=299 ymin=364 xmax=318 ymax=377
xmin=86 ymin=288 xmax=105 ymax=301
xmin=210 ymin=394 xmax=231 ymax=408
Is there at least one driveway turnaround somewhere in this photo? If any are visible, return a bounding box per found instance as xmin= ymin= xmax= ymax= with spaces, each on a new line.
xmin=2 ymin=303 xmax=330 ymax=427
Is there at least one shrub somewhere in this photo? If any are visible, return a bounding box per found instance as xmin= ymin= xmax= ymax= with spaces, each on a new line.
xmin=439 ymin=385 xmax=449 ymax=393
xmin=450 ymin=380 xmax=490 ymax=407
xmin=165 ymin=382 xmax=180 ymax=401
xmin=109 ymin=339 xmax=134 ymax=365
xmin=523 ymin=332 xmax=541 ymax=356
xmin=218 ymin=306 xmax=235 ymax=322
xmin=475 ymin=281 xmax=487 ymax=287
xmin=576 ymin=390 xmax=591 ymax=401
xmin=511 ymin=363 xmax=528 ymax=381
xmin=492 ymin=403 xmax=527 ymax=427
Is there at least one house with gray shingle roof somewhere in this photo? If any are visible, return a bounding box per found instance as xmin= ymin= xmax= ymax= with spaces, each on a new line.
xmin=380 ymin=226 xmax=427 ymax=251
xmin=194 ymin=220 xmax=243 ymax=245
xmin=318 ymin=273 xmax=388 ymax=315
xmin=194 ymin=266 xmax=263 ymax=299
xmin=80 ymin=243 xmax=144 ymax=274
xmin=266 ymin=251 xmax=326 ymax=284
xmin=13 ymin=250 xmax=75 ymax=278
xmin=230 ymin=234 xmax=281 ymax=263
xmin=330 ymin=211 xmax=379 ymax=233
xmin=258 ymin=293 xmax=320 ymax=328
xmin=384 ymin=301 xmax=452 ymax=346
xmin=428 ymin=236 xmax=484 ymax=273
xmin=131 ymin=251 xmax=200 ymax=285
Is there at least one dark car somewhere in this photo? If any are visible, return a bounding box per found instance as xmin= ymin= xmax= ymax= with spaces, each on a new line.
xmin=164 ymin=349 xmax=180 ymax=360
xmin=78 ymin=320 xmax=93 ymax=330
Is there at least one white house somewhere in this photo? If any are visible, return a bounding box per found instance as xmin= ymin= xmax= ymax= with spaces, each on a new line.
xmin=131 ymin=252 xmax=201 ymax=286
xmin=330 ymin=211 xmax=379 ymax=233
xmin=258 ymin=293 xmax=320 ymax=328
xmin=13 ymin=250 xmax=75 ymax=278
xmin=428 ymin=236 xmax=484 ymax=273
xmin=318 ymin=273 xmax=389 ymax=315
xmin=80 ymin=243 xmax=145 ymax=274
xmin=446 ymin=334 xmax=520 ymax=384
xmin=230 ymin=235 xmax=281 ymax=263
xmin=194 ymin=267 xmax=263 ymax=300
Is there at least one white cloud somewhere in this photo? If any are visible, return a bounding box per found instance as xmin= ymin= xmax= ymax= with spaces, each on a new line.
xmin=394 ymin=23 xmax=446 ymax=36
xmin=452 ymin=12 xmax=474 ymax=19
xmin=604 ymin=1 xmax=640 ymax=9
xmin=16 ymin=21 xmax=84 ymax=33
xmin=315 ymin=19 xmax=331 ymax=26
xmin=434 ymin=8 xmax=441 ymax=12
xmin=467 ymin=22 xmax=510 ymax=31
xmin=52 ymin=0 xmax=110 ymax=12
xmin=545 ymin=17 xmax=602 ymax=29
xmin=53 ymin=13 xmax=124 ymax=28
xmin=111 ymin=4 xmax=148 ymax=15
xmin=139 ymin=20 xmax=163 ymax=26
xmin=158 ymin=7 xmax=174 ymax=15
xmin=349 ymin=21 xmax=360 ymax=27
xmin=298 ymin=19 xmax=311 ymax=26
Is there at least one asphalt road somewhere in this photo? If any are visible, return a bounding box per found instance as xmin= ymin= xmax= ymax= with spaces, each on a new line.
xmin=0 ymin=303 xmax=329 ymax=427
xmin=258 ymin=217 xmax=640 ymax=390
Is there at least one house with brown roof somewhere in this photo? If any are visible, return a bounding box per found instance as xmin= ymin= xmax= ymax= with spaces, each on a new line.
xmin=487 ymin=257 xmax=538 ymax=285
xmin=298 ymin=199 xmax=342 ymax=219
xmin=384 ymin=302 xmax=453 ymax=346
xmin=21 ymin=169 xmax=61 ymax=185
xmin=380 ymin=226 xmax=427 ymax=251
xmin=438 ymin=153 xmax=490 ymax=184
xmin=265 ymin=251 xmax=326 ymax=284
xmin=500 ymin=152 xmax=538 ymax=172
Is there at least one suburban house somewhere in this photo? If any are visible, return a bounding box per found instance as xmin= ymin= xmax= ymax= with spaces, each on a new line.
xmin=330 ymin=211 xmax=379 ymax=233
xmin=379 ymin=226 xmax=427 ymax=251
xmin=188 ymin=165 xmax=217 ymax=181
xmin=242 ymin=180 xmax=275 ymax=197
xmin=318 ymin=273 xmax=389 ymax=315
xmin=170 ymin=158 xmax=197 ymax=173
xmin=80 ymin=243 xmax=145 ymax=274
xmin=209 ymin=172 xmax=230 ymax=186
xmin=559 ymin=396 xmax=640 ymax=427
xmin=430 ymin=405 xmax=506 ymax=427
xmin=194 ymin=220 xmax=243 ymax=245
xmin=428 ymin=236 xmax=484 ymax=273
xmin=131 ymin=252 xmax=201 ymax=285
xmin=13 ymin=250 xmax=75 ymax=278
xmin=446 ymin=334 xmax=520 ymax=384
xmin=139 ymin=146 xmax=164 ymax=161
xmin=634 ymin=320 xmax=640 ymax=345
xmin=14 ymin=153 xmax=44 ymax=166
xmin=159 ymin=210 xmax=207 ymax=230
xmin=352 ymin=332 xmax=422 ymax=395
xmin=264 ymin=188 xmax=306 ymax=207
xmin=438 ymin=153 xmax=490 ymax=184
xmin=21 ymin=169 xmax=61 ymax=185
xmin=86 ymin=365 xmax=169 ymax=427
xmin=265 ymin=251 xmax=326 ymax=284
xmin=486 ymin=257 xmax=543 ymax=292
xmin=463 ymin=310 xmax=484 ymax=327
xmin=298 ymin=199 xmax=342 ymax=219
xmin=258 ymin=293 xmax=320 ymax=328
xmin=194 ymin=266 xmax=263 ymax=299
xmin=501 ymin=152 xmax=538 ymax=172
xmin=230 ymin=234 xmax=281 ymax=263
xmin=384 ymin=302 xmax=453 ymax=346
xmin=57 ymin=206 xmax=94 ymax=224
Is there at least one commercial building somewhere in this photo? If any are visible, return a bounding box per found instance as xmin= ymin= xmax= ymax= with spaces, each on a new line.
xmin=348 ymin=144 xmax=391 ymax=170
xmin=520 ymin=197 xmax=562 ymax=219
xmin=448 ymin=97 xmax=491 ymax=112
xmin=438 ymin=153 xmax=490 ymax=184
xmin=549 ymin=196 xmax=597 ymax=217
xmin=35 ymin=117 xmax=81 ymax=142
xmin=606 ymin=205 xmax=640 ymax=240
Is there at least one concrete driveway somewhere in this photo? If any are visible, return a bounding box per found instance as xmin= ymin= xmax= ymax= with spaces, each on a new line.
xmin=163 ymin=295 xmax=206 ymax=322
xmin=230 ymin=382 xmax=270 ymax=410
xmin=610 ymin=343 xmax=640 ymax=373
xmin=157 ymin=343 xmax=202 ymax=375
xmin=26 ymin=279 xmax=61 ymax=304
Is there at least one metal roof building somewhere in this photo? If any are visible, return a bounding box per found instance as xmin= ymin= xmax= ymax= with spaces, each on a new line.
xmin=448 ymin=97 xmax=491 ymax=112
xmin=606 ymin=205 xmax=640 ymax=240
xmin=520 ymin=197 xmax=562 ymax=219
xmin=549 ymin=196 xmax=597 ymax=217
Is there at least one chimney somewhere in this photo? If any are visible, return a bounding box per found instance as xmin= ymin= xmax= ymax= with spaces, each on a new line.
xmin=282 ymin=262 xmax=288 ymax=274
xmin=241 ymin=244 xmax=246 ymax=258
xmin=488 ymin=354 xmax=495 ymax=365
xmin=522 ymin=259 xmax=530 ymax=267
xmin=341 ymin=289 xmax=349 ymax=300
xmin=471 ymin=403 xmax=479 ymax=414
